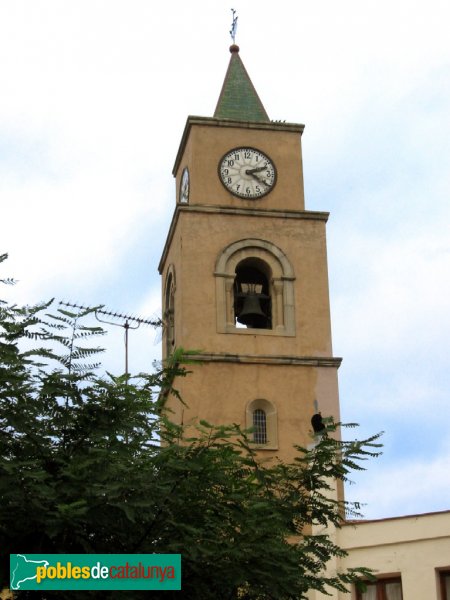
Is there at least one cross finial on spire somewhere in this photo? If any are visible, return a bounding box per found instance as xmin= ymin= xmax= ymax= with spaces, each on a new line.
xmin=230 ymin=8 xmax=238 ymax=44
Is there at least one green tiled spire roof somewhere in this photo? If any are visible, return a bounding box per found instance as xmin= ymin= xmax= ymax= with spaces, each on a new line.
xmin=214 ymin=45 xmax=269 ymax=122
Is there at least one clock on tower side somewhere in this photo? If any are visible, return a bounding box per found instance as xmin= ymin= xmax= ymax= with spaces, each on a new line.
xmin=158 ymin=46 xmax=342 ymax=466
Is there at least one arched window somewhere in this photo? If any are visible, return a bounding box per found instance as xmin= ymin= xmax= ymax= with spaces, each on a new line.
xmin=163 ymin=265 xmax=176 ymax=358
xmin=252 ymin=408 xmax=267 ymax=444
xmin=246 ymin=399 xmax=278 ymax=450
xmin=215 ymin=239 xmax=295 ymax=336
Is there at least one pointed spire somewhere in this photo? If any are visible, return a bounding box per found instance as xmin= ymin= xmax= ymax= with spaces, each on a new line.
xmin=214 ymin=45 xmax=270 ymax=123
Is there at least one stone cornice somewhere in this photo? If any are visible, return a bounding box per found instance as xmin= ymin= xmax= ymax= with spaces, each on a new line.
xmin=158 ymin=204 xmax=329 ymax=273
xmin=182 ymin=352 xmax=342 ymax=368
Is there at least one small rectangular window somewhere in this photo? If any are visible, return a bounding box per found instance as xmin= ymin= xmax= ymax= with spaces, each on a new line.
xmin=356 ymin=577 xmax=403 ymax=600
xmin=253 ymin=408 xmax=267 ymax=444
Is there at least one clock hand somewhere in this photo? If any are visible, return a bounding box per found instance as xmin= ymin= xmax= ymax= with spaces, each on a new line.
xmin=249 ymin=172 xmax=269 ymax=187
xmin=246 ymin=166 xmax=267 ymax=175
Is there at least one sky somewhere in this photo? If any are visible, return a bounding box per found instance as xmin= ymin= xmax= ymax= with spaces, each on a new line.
xmin=1 ymin=0 xmax=449 ymax=520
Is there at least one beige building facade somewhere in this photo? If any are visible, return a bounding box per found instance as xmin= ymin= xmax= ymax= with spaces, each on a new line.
xmin=341 ymin=510 xmax=450 ymax=599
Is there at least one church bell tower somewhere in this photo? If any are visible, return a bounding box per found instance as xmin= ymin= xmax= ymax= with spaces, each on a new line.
xmin=158 ymin=44 xmax=341 ymax=462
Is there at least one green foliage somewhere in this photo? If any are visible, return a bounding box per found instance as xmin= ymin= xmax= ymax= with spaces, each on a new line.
xmin=0 ymin=255 xmax=381 ymax=599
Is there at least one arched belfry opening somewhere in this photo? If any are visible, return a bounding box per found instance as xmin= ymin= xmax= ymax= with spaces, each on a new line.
xmin=163 ymin=265 xmax=176 ymax=357
xmin=234 ymin=258 xmax=271 ymax=329
xmin=215 ymin=239 xmax=296 ymax=336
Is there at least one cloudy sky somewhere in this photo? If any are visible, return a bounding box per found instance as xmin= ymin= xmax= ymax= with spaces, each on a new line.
xmin=1 ymin=0 xmax=449 ymax=520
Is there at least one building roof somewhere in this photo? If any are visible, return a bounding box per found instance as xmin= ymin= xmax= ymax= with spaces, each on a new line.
xmin=213 ymin=45 xmax=270 ymax=122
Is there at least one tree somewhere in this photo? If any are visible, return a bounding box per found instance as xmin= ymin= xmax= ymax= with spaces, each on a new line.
xmin=0 ymin=255 xmax=381 ymax=599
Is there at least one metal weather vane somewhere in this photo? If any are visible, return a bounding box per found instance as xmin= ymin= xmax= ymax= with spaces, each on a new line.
xmin=230 ymin=8 xmax=238 ymax=44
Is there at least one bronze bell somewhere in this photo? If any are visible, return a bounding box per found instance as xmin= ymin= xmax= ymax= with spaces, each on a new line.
xmin=237 ymin=292 xmax=268 ymax=328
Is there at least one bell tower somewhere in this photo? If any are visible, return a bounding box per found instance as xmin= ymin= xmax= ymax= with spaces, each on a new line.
xmin=158 ymin=45 xmax=341 ymax=463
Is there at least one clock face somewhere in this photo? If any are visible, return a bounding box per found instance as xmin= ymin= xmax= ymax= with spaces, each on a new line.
xmin=218 ymin=147 xmax=276 ymax=199
xmin=179 ymin=167 xmax=189 ymax=203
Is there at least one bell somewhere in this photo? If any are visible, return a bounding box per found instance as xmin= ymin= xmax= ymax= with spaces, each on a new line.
xmin=237 ymin=293 xmax=268 ymax=328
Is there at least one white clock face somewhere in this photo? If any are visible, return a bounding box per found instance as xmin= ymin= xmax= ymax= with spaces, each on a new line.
xmin=179 ymin=167 xmax=189 ymax=203
xmin=218 ymin=147 xmax=276 ymax=199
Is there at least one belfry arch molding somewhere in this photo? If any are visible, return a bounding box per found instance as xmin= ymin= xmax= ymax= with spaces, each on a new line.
xmin=214 ymin=238 xmax=296 ymax=336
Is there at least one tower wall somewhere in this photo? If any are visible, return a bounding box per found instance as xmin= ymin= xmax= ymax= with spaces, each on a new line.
xmin=159 ymin=89 xmax=340 ymax=469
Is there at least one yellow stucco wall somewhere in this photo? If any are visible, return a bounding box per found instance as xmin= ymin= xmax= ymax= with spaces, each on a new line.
xmin=172 ymin=117 xmax=306 ymax=212
xmin=162 ymin=209 xmax=333 ymax=357
xmin=166 ymin=361 xmax=340 ymax=463
xmin=338 ymin=511 xmax=450 ymax=599
xmin=159 ymin=116 xmax=341 ymax=467
xmin=308 ymin=511 xmax=450 ymax=599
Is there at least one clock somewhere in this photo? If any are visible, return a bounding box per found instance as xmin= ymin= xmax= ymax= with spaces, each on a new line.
xmin=218 ymin=147 xmax=276 ymax=199
xmin=179 ymin=167 xmax=190 ymax=203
